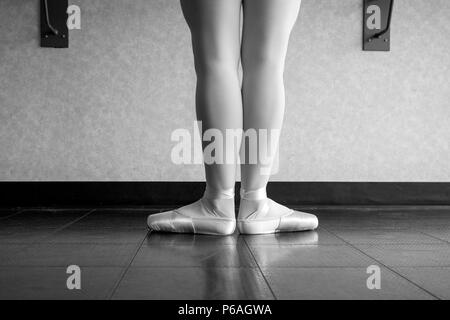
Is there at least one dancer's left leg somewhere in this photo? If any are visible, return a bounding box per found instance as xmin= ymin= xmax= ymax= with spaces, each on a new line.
xmin=238 ymin=0 xmax=318 ymax=234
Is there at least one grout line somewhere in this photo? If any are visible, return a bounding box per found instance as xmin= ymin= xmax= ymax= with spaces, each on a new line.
xmin=48 ymin=208 xmax=96 ymax=231
xmin=0 ymin=208 xmax=25 ymax=221
xmin=3 ymin=209 xmax=96 ymax=253
xmin=321 ymin=226 xmax=442 ymax=300
xmin=241 ymin=235 xmax=277 ymax=300
xmin=418 ymin=231 xmax=450 ymax=245
xmin=30 ymin=209 xmax=96 ymax=244
xmin=107 ymin=229 xmax=149 ymax=299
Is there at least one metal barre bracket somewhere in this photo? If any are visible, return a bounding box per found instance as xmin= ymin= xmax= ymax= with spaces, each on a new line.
xmin=40 ymin=0 xmax=68 ymax=48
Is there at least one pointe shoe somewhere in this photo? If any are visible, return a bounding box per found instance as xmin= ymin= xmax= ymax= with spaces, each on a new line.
xmin=237 ymin=198 xmax=318 ymax=235
xmin=147 ymin=198 xmax=236 ymax=236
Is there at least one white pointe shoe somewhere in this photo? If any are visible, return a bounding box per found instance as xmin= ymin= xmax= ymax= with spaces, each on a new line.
xmin=147 ymin=198 xmax=236 ymax=236
xmin=237 ymin=198 xmax=318 ymax=235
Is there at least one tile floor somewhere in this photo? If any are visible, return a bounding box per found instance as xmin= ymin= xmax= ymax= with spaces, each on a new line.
xmin=0 ymin=206 xmax=449 ymax=300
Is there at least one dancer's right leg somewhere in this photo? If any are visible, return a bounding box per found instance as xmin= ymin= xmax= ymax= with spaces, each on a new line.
xmin=148 ymin=0 xmax=243 ymax=235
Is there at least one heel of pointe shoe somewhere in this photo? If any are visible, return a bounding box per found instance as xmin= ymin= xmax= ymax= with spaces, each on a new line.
xmin=237 ymin=218 xmax=280 ymax=235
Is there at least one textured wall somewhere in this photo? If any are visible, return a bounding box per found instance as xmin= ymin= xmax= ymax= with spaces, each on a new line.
xmin=0 ymin=0 xmax=449 ymax=181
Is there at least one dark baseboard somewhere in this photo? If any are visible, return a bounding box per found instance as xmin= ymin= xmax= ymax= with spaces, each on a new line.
xmin=0 ymin=182 xmax=449 ymax=207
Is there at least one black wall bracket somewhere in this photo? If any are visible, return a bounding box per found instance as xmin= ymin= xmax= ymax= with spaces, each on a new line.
xmin=40 ymin=0 xmax=69 ymax=48
xmin=363 ymin=0 xmax=394 ymax=51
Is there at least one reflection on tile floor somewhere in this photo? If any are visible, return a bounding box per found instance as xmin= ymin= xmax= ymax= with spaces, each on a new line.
xmin=0 ymin=206 xmax=449 ymax=299
xmin=113 ymin=267 xmax=273 ymax=300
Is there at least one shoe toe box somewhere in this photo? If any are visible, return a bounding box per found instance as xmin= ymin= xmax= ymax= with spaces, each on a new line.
xmin=147 ymin=211 xmax=194 ymax=233
xmin=278 ymin=211 xmax=319 ymax=232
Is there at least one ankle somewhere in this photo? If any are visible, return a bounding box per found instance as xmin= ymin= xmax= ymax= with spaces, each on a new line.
xmin=202 ymin=186 xmax=236 ymax=219
xmin=238 ymin=187 xmax=270 ymax=220
xmin=204 ymin=185 xmax=235 ymax=200
xmin=240 ymin=187 xmax=267 ymax=201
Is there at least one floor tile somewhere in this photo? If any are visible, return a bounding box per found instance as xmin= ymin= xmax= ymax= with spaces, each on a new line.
xmin=0 ymin=226 xmax=58 ymax=243
xmin=249 ymin=245 xmax=375 ymax=267
xmin=242 ymin=228 xmax=344 ymax=246
xmin=356 ymin=244 xmax=450 ymax=267
xmin=314 ymin=207 xmax=450 ymax=230
xmin=401 ymin=218 xmax=450 ymax=229
xmin=43 ymin=226 xmax=148 ymax=244
xmin=133 ymin=240 xmax=255 ymax=267
xmin=0 ymin=209 xmax=91 ymax=243
xmin=7 ymin=243 xmax=137 ymax=267
xmin=113 ymin=267 xmax=273 ymax=300
xmin=330 ymin=229 xmax=443 ymax=245
xmin=0 ymin=209 xmax=89 ymax=228
xmin=394 ymin=267 xmax=450 ymax=300
xmin=72 ymin=209 xmax=155 ymax=229
xmin=0 ymin=245 xmax=29 ymax=265
xmin=318 ymin=216 xmax=411 ymax=230
xmin=145 ymin=232 xmax=239 ymax=246
xmin=0 ymin=266 xmax=122 ymax=300
xmin=262 ymin=267 xmax=434 ymax=300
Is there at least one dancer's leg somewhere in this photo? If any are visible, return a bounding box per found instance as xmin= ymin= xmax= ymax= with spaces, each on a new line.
xmin=148 ymin=0 xmax=243 ymax=235
xmin=240 ymin=0 xmax=300 ymax=190
xmin=182 ymin=0 xmax=243 ymax=192
xmin=238 ymin=0 xmax=318 ymax=234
